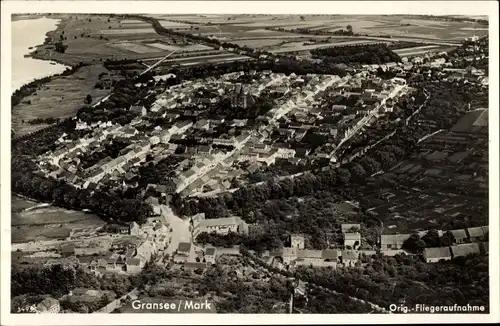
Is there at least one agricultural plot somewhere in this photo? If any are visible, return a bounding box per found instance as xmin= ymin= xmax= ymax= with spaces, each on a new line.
xmin=158 ymin=20 xmax=192 ymax=28
xmin=269 ymin=40 xmax=383 ymax=54
xmin=11 ymin=65 xmax=112 ymax=136
xmin=232 ymin=38 xmax=289 ymax=48
xmin=11 ymin=197 xmax=105 ymax=243
xmin=99 ymin=28 xmax=157 ymax=35
xmin=111 ymin=42 xmax=161 ymax=54
xmin=147 ymin=42 xmax=182 ymax=51
xmin=120 ymin=19 xmax=147 ymax=24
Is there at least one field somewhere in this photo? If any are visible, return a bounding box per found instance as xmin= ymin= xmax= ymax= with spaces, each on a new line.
xmin=149 ymin=14 xmax=488 ymax=43
xmin=12 ymin=64 xmax=112 ymax=136
xmin=11 ymin=196 xmax=106 ymax=243
xmin=111 ymin=42 xmax=162 ymax=54
xmin=393 ymin=45 xmax=454 ymax=57
xmin=99 ymin=28 xmax=157 ymax=35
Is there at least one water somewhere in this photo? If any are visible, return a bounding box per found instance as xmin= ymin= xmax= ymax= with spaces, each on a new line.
xmin=11 ymin=17 xmax=70 ymax=93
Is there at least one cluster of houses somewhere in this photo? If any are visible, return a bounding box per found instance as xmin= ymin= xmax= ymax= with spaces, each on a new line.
xmin=266 ymin=223 xmax=488 ymax=270
xmin=380 ymin=226 xmax=489 ymax=250
xmin=58 ymin=219 xmax=171 ymax=275
xmin=381 ymin=225 xmax=489 ymax=263
xmin=267 ymin=233 xmax=361 ymax=269
xmin=34 ymin=66 xmax=414 ymax=200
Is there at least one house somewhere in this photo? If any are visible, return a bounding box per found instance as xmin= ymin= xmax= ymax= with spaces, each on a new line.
xmin=36 ymin=297 xmax=60 ymax=313
xmin=183 ymin=262 xmax=207 ymax=272
xmin=451 ymin=243 xmax=481 ymax=258
xmin=423 ymin=247 xmax=452 ymax=263
xmin=344 ymin=232 xmax=361 ymax=249
xmin=450 ymin=229 xmax=468 ymax=244
xmin=341 ymin=224 xmax=361 ymax=233
xmin=129 ymin=222 xmax=140 ymax=236
xmin=467 ymin=226 xmax=487 ymax=242
xmin=295 ymin=249 xmax=324 ymax=267
xmin=282 ymin=247 xmax=298 ymax=265
xmin=126 ymin=258 xmax=142 ymax=274
xmin=145 ymin=196 xmax=161 ymax=215
xmin=174 ymin=242 xmax=192 ymax=263
xmin=136 ymin=240 xmax=157 ymax=263
xmin=194 ymin=216 xmax=248 ymax=237
xmin=341 ymin=250 xmax=359 ymax=267
xmin=197 ymin=145 xmax=212 ymax=155
xmin=290 ymin=234 xmax=305 ymax=249
xmin=106 ymin=255 xmax=123 ymax=272
xmin=380 ymin=234 xmax=411 ymax=250
xmin=205 ymin=247 xmax=217 ymax=264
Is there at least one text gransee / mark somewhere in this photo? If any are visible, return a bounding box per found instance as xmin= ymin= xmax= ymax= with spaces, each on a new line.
xmin=131 ymin=299 xmax=214 ymax=312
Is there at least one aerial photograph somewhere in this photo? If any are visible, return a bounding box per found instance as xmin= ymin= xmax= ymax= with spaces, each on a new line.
xmin=8 ymin=9 xmax=490 ymax=315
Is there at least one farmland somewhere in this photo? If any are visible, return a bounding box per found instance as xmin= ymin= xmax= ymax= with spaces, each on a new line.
xmin=11 ymin=64 xmax=112 ymax=136
xmin=11 ymin=196 xmax=105 ymax=243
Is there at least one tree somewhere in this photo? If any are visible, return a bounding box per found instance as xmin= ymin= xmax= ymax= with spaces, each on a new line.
xmin=421 ymin=229 xmax=440 ymax=248
xmin=346 ymin=25 xmax=353 ymax=33
xmin=402 ymin=234 xmax=426 ymax=254
xmin=54 ymin=42 xmax=68 ymax=53
xmin=300 ymin=16 xmax=305 ymax=21
xmin=85 ymin=94 xmax=93 ymax=104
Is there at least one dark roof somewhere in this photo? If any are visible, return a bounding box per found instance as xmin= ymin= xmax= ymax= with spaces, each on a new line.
xmin=322 ymin=249 xmax=338 ymax=260
xmin=451 ymin=243 xmax=480 ymax=257
xmin=342 ymin=250 xmax=359 ymax=260
xmin=423 ymin=247 xmax=452 ymax=259
xmin=126 ymin=258 xmax=141 ymax=266
xmin=177 ymin=242 xmax=192 ymax=253
xmin=184 ymin=262 xmax=207 ymax=269
xmin=205 ymin=247 xmax=216 ymax=256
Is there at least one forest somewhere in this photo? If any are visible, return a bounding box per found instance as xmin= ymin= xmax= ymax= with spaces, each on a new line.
xmin=310 ymin=44 xmax=402 ymax=65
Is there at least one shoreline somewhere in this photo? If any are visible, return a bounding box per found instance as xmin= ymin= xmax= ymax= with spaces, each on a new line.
xmin=12 ymin=16 xmax=72 ymax=93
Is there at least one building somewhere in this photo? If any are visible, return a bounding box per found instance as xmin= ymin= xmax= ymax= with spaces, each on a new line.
xmin=183 ymin=262 xmax=207 ymax=272
xmin=380 ymin=234 xmax=411 ymax=250
xmin=229 ymin=83 xmax=256 ymax=109
xmin=467 ymin=226 xmax=487 ymax=242
xmin=344 ymin=232 xmax=361 ymax=249
xmin=205 ymin=247 xmax=217 ymax=264
xmin=450 ymin=229 xmax=468 ymax=244
xmin=129 ymin=222 xmax=140 ymax=236
xmin=423 ymin=247 xmax=452 ymax=263
xmin=145 ymin=197 xmax=161 ymax=216
xmin=126 ymin=258 xmax=142 ymax=274
xmin=290 ymin=234 xmax=305 ymax=249
xmin=193 ymin=216 xmax=248 ymax=237
xmin=174 ymin=242 xmax=192 ymax=263
xmin=36 ymin=297 xmax=60 ymax=314
xmin=341 ymin=250 xmax=359 ymax=267
xmin=156 ymin=235 xmax=169 ymax=251
xmin=282 ymin=247 xmax=298 ymax=265
xmin=451 ymin=243 xmax=481 ymax=259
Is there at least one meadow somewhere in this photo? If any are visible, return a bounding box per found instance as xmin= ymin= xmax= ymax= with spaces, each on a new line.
xmin=11 ymin=196 xmax=106 ymax=243
xmin=11 ymin=64 xmax=111 ymax=136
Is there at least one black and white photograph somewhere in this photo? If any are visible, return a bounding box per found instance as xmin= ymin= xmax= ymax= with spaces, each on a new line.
xmin=1 ymin=0 xmax=498 ymax=324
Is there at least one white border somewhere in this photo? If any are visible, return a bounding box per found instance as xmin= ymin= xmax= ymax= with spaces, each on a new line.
xmin=1 ymin=1 xmax=499 ymax=325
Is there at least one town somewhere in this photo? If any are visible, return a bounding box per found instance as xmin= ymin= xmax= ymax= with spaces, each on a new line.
xmin=9 ymin=13 xmax=490 ymax=315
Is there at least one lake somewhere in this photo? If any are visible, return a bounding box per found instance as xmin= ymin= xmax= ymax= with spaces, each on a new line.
xmin=11 ymin=16 xmax=69 ymax=93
